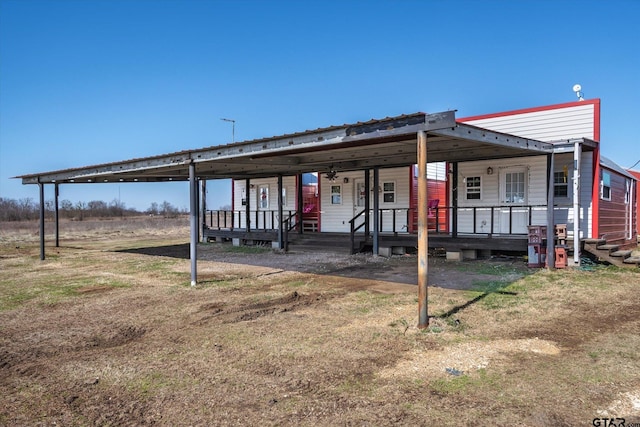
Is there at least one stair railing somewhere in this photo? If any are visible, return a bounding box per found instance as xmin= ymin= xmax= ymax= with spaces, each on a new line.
xmin=281 ymin=211 xmax=300 ymax=252
xmin=349 ymin=209 xmax=369 ymax=254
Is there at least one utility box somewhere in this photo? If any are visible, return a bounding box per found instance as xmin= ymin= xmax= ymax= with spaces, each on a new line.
xmin=555 ymin=247 xmax=568 ymax=268
xmin=528 ymin=244 xmax=547 ymax=268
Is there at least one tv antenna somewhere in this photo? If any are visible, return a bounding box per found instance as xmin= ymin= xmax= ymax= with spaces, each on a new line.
xmin=221 ymin=118 xmax=236 ymax=143
xmin=572 ymin=84 xmax=584 ymax=101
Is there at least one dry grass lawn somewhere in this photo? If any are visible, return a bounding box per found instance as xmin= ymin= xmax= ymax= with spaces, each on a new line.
xmin=1 ymin=218 xmax=639 ymax=426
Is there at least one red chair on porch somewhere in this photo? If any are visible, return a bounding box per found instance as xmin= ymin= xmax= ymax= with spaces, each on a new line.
xmin=427 ymin=199 xmax=439 ymax=218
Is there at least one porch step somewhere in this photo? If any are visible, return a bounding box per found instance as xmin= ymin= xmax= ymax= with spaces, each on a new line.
xmin=287 ymin=233 xmax=355 ymax=254
xmin=582 ymin=239 xmax=639 ymax=269
xmin=623 ymin=256 xmax=640 ymax=266
xmin=582 ymin=238 xmax=606 ymax=245
xmin=597 ymin=244 xmax=619 ymax=253
xmin=610 ymin=250 xmax=632 ymax=259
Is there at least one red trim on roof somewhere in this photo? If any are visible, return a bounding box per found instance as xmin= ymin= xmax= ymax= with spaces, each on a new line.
xmin=593 ymin=99 xmax=601 ymax=141
xmin=458 ymin=98 xmax=601 ymax=123
xmin=592 ymin=148 xmax=601 ymax=237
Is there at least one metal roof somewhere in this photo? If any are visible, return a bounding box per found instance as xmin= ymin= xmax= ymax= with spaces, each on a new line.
xmin=601 ymin=156 xmax=636 ymax=180
xmin=16 ymin=111 xmax=557 ymax=185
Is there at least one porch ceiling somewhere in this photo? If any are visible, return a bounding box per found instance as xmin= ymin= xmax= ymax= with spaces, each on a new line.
xmin=17 ymin=111 xmax=557 ymax=185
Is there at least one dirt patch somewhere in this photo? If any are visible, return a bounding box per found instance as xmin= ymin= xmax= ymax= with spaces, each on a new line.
xmin=379 ymin=338 xmax=561 ymax=380
xmin=194 ymin=290 xmax=328 ymax=324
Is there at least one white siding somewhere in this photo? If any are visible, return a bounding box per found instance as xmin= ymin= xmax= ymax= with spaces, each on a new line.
xmin=550 ymin=151 xmax=593 ymax=239
xmin=232 ymin=176 xmax=297 ymax=230
xmin=462 ymin=103 xmax=596 ymax=141
xmin=457 ymin=157 xmax=547 ymax=234
xmin=456 ymin=152 xmax=594 ymax=236
xmin=320 ymin=167 xmax=411 ymax=233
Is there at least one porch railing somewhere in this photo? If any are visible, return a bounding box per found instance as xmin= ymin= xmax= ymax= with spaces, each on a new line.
xmin=349 ymin=204 xmax=573 ymax=237
xmin=205 ymin=209 xmax=299 ymax=232
xmin=417 ymin=204 xmax=574 ymax=236
xmin=208 ymin=204 xmax=574 ymax=239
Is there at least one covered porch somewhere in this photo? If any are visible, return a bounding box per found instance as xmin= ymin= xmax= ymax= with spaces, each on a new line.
xmin=17 ymin=110 xmax=569 ymax=327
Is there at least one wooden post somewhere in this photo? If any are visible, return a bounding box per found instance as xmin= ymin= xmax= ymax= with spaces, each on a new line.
xmin=417 ymin=130 xmax=429 ymax=328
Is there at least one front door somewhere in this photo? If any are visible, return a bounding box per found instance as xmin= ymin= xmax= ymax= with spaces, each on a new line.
xmin=499 ymin=167 xmax=529 ymax=234
xmin=353 ymin=179 xmax=367 ymax=231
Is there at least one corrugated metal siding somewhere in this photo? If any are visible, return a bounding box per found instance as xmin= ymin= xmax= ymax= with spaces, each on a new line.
xmin=580 ymin=152 xmax=594 ymax=239
xmin=462 ymin=104 xmax=596 ymax=141
xmin=598 ymin=166 xmax=636 ymax=246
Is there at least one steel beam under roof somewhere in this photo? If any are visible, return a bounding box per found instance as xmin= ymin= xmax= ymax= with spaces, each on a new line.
xmin=15 ymin=111 xmax=556 ymax=185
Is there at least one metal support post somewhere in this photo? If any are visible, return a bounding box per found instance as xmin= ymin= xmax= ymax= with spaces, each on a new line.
xmin=297 ymin=173 xmax=303 ymax=234
xmin=39 ymin=182 xmax=45 ymax=261
xmin=55 ymin=183 xmax=60 ymax=248
xmin=364 ymin=169 xmax=370 ymax=238
xmin=451 ymin=162 xmax=458 ymax=238
xmin=372 ymin=167 xmax=380 ymax=255
xmin=189 ymin=162 xmax=198 ymax=286
xmin=277 ymin=175 xmax=284 ymax=249
xmin=573 ymin=142 xmax=581 ymax=265
xmin=245 ymin=179 xmax=251 ymax=232
xmin=546 ymin=153 xmax=555 ymax=269
xmin=201 ymin=180 xmax=207 ymax=242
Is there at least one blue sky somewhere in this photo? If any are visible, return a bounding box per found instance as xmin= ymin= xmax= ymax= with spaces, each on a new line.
xmin=1 ymin=0 xmax=639 ymax=211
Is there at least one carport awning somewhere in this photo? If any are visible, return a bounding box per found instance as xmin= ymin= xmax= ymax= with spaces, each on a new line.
xmin=16 ymin=110 xmax=557 ymax=185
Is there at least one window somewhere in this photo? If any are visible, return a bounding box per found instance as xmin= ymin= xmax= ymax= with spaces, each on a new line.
xmin=505 ymin=172 xmax=525 ymax=203
xmin=281 ymin=187 xmax=287 ymax=207
xmin=330 ymin=185 xmax=342 ymax=205
xmin=356 ymin=181 xmax=366 ymax=207
xmin=382 ymin=182 xmax=395 ymax=203
xmin=466 ymin=176 xmax=481 ymax=200
xmin=601 ymin=171 xmax=611 ymax=201
xmin=258 ymin=185 xmax=269 ymax=209
xmin=554 ymin=171 xmax=568 ymax=198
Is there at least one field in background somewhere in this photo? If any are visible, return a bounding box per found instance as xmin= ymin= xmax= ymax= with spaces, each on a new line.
xmin=0 ymin=220 xmax=639 ymax=425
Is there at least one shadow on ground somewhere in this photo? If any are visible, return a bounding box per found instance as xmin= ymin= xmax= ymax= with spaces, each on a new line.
xmin=117 ymin=242 xmax=532 ymax=293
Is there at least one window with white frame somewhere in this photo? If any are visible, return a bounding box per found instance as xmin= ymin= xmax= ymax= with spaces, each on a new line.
xmin=601 ymin=171 xmax=611 ymax=201
xmin=504 ymin=172 xmax=525 ymax=203
xmin=281 ymin=187 xmax=287 ymax=207
xmin=382 ymin=181 xmax=395 ymax=203
xmin=330 ymin=185 xmax=342 ymax=205
xmin=554 ymin=171 xmax=568 ymax=198
xmin=466 ymin=176 xmax=481 ymax=200
xmin=258 ymin=185 xmax=269 ymax=209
